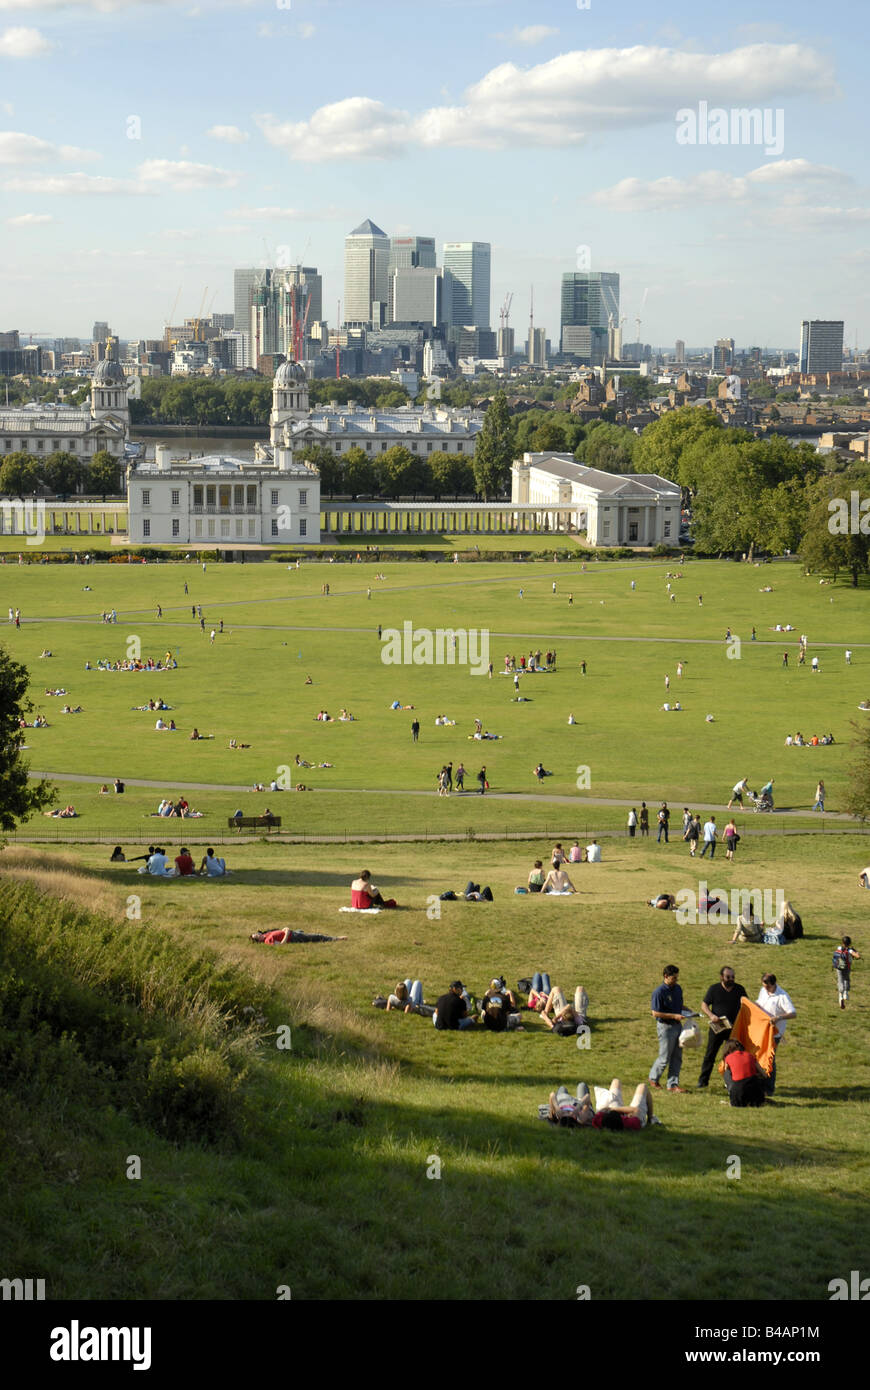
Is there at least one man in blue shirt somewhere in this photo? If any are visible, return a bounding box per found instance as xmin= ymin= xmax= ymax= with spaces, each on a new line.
xmin=649 ymin=965 xmax=689 ymax=1092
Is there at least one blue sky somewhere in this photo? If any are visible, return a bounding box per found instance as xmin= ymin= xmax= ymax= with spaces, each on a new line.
xmin=0 ymin=0 xmax=866 ymax=350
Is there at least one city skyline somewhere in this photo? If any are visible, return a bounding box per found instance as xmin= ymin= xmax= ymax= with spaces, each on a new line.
xmin=0 ymin=0 xmax=865 ymax=348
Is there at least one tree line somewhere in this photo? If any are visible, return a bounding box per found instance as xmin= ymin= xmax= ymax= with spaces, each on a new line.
xmin=0 ymin=450 xmax=121 ymax=498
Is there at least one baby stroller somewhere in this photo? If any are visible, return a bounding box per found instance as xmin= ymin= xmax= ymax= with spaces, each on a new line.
xmin=750 ymin=785 xmax=775 ymax=812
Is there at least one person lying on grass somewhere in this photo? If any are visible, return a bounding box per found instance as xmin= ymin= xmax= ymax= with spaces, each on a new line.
xmin=538 ymin=987 xmax=587 ymax=1034
xmin=250 ymin=927 xmax=348 ymax=944
xmin=548 ymin=1080 xmax=656 ymax=1129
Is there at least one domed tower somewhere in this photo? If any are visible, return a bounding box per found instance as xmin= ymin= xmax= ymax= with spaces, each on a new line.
xmin=270 ymin=359 xmax=310 ymax=446
xmin=91 ymin=357 xmax=130 ymax=426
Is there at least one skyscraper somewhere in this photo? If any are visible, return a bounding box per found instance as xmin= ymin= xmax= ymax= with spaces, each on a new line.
xmin=560 ymin=272 xmax=619 ymax=362
xmin=234 ymin=268 xmax=261 ymax=334
xmin=675 ymin=339 xmax=686 ymax=364
xmin=442 ymin=242 xmax=491 ymax=329
xmin=387 ymin=235 xmax=436 ymax=320
xmin=712 ymin=337 xmax=735 ymax=372
xmin=799 ymin=320 xmax=844 ymax=373
xmin=390 ymin=266 xmax=451 ymax=328
xmin=344 ymin=219 xmax=390 ymax=327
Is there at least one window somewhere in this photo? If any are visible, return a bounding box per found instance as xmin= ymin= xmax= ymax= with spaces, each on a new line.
xmin=53 ymin=440 xmax=60 ymax=450
xmin=663 ymin=521 xmax=671 ymax=538
xmin=248 ymin=519 xmax=256 ymax=537
xmin=68 ymin=441 xmax=76 ymax=450
xmin=194 ymin=519 xmax=202 ymax=538
xmin=427 ymin=442 xmax=433 ymax=452
xmin=381 ymin=442 xmax=387 ymax=451
xmin=3 ymin=441 xmax=10 ymax=450
xmin=271 ymin=489 xmax=279 ymax=506
xmin=299 ymin=518 xmax=307 ymax=537
xmin=171 ymin=489 xmax=180 ymax=507
xmin=366 ymin=442 xmax=372 ymax=451
xmin=193 ymin=485 xmax=203 ymax=506
xmin=172 ymin=518 xmax=180 ymax=537
xmin=235 ymin=519 xmax=243 ymax=537
xmin=246 ymin=485 xmax=257 ymax=506
xmin=234 ymin=484 xmax=244 ymax=506
xmin=411 ymin=442 xmax=418 ymax=451
xmin=299 ymin=489 xmax=307 ymax=507
xmin=207 ymin=519 xmax=215 ymax=537
xmin=456 ymin=443 xmax=463 ymax=452
xmin=220 ymin=518 xmax=230 ymax=537
xmin=37 ymin=440 xmax=44 ymax=451
xmin=271 ymin=519 xmax=279 ymax=536
xmin=601 ymin=521 xmax=610 ymax=538
xmin=141 ymin=489 xmax=150 ymax=506
xmin=142 ymin=519 xmax=150 ymax=537
xmin=629 ymin=522 xmax=638 ymax=542
xmin=219 ymin=485 xmax=231 ymax=510
xmin=206 ymin=484 xmax=216 ymax=506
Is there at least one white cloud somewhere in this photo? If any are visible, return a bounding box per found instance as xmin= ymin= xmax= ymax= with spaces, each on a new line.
xmin=3 ymin=172 xmax=149 ymax=194
xmin=0 ymin=25 xmax=50 ymax=57
xmin=207 ymin=124 xmax=249 ymax=144
xmin=591 ymin=160 xmax=855 ymax=212
xmin=257 ymin=98 xmax=410 ymax=161
xmin=298 ymin=22 xmax=314 ymax=39
xmin=225 ymin=203 xmax=343 ymax=221
xmin=136 ymin=158 xmax=239 ymax=189
xmin=258 ymin=43 xmax=836 ymax=161
xmin=497 ymin=25 xmax=559 ymax=46
xmin=0 ymin=131 xmax=100 ymax=164
xmin=5 ymin=210 xmax=53 ymax=223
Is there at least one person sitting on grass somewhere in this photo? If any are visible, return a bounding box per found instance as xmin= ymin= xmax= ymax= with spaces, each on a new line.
xmin=350 ymin=869 xmax=396 ymax=909
xmin=110 ymin=845 xmax=126 ymax=862
xmin=719 ymin=1040 xmax=766 ymax=1107
xmin=433 ymin=980 xmax=476 ymax=1030
xmin=481 ymin=979 xmax=524 ymax=1031
xmin=251 ymin=927 xmax=348 ymax=944
xmin=174 ymin=846 xmax=196 ymax=877
xmin=139 ymin=847 xmax=171 ymax=875
xmin=199 ymin=847 xmax=228 ymax=877
xmin=542 ymin=863 xmax=577 ymax=894
xmin=523 ymin=861 xmax=545 ymax=893
xmin=548 ymin=1079 xmax=656 ymax=1129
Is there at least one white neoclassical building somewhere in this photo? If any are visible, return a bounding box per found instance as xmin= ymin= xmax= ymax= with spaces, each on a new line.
xmin=0 ymin=358 xmax=130 ymax=461
xmin=126 ymin=360 xmax=320 ymax=548
xmin=511 ymin=452 xmax=681 ymax=546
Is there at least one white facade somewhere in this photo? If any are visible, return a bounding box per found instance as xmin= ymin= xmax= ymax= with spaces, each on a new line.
xmin=0 ymin=358 xmax=130 ymax=461
xmin=127 ymin=361 xmax=320 ymax=547
xmin=511 ymin=452 xmax=681 ymax=547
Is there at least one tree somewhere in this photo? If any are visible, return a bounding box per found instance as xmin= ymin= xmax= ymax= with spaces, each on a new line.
xmin=87 ymin=450 xmax=122 ymax=497
xmin=41 ymin=451 xmax=86 ymax=497
xmin=690 ymin=436 xmax=822 ymax=557
xmin=0 ymin=647 xmax=54 ymax=833
xmin=299 ymin=444 xmax=342 ymax=494
xmin=579 ymin=421 xmax=637 ymax=474
xmin=429 ymin=451 xmax=474 ymax=497
xmin=375 ymin=445 xmax=420 ymax=498
xmin=801 ymin=471 xmax=870 ymax=587
xmin=0 ymin=452 xmax=39 ymax=495
xmin=343 ymin=447 xmax=378 ymax=497
xmin=633 ymin=406 xmax=723 ymax=485
xmin=472 ymin=392 xmax=515 ymax=499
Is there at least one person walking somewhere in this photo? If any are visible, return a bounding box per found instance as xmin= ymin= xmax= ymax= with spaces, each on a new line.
xmin=455 ymin=763 xmax=465 ymax=792
xmin=696 ymin=966 xmax=748 ymax=1089
xmin=656 ymin=803 xmax=670 ymax=844
xmin=200 ymin=617 xmax=205 ymax=632
xmin=639 ymin=802 xmax=649 ymax=837
xmin=514 ymin=672 xmax=520 ymax=694
xmin=477 ymin=766 xmax=487 ymax=795
xmin=811 ymin=656 xmax=819 ymax=673
xmin=813 ymin=780 xmax=826 ymax=812
xmin=210 ymin=629 xmax=216 ymax=644
xmin=699 ymin=815 xmax=718 ymax=858
xmin=756 ymin=973 xmax=797 ymax=1097
xmin=676 ymin=661 xmax=683 ymax=678
xmin=649 ymin=965 xmax=689 ymax=1092
xmin=833 ymin=936 xmax=860 ymax=1009
xmin=445 ymin=761 xmax=453 ymax=791
xmin=681 ymin=807 xmax=692 ymax=837
xmin=411 ymin=718 xmax=420 ymax=743
xmin=628 ymin=807 xmax=638 ymax=838
xmin=156 ymin=605 xmax=162 ymax=619
xmin=846 ymin=649 xmax=852 ymax=665
xmin=782 ymin=651 xmax=788 ymax=668
xmin=184 ymin=581 xmax=188 ymax=596
xmin=723 ymin=818 xmax=739 ymax=860
xmin=665 ymin=674 xmax=670 ymax=691
xmin=686 ymin=813 xmax=701 ymax=857
xmin=580 ymin=660 xmax=587 ymax=676
xmin=377 ymin=624 xmax=382 ymax=639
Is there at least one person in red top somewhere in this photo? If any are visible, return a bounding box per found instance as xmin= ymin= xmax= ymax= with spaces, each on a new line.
xmin=174 ymin=847 xmax=196 ymax=877
xmin=720 ymin=1041 xmax=766 ymax=1107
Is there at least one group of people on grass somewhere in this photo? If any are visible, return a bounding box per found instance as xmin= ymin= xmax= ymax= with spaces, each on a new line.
xmin=111 ymin=844 xmax=228 ymax=877
xmin=86 ymin=654 xmax=177 ymax=672
xmin=373 ymin=974 xmax=590 ymax=1035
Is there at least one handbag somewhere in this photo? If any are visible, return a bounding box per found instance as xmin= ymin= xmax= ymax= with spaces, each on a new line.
xmin=679 ymin=1021 xmax=701 ymax=1049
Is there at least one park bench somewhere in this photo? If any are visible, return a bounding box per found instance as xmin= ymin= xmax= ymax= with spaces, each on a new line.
xmin=227 ymin=815 xmax=282 ymax=833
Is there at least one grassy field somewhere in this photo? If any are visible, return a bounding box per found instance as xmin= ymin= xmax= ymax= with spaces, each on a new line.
xmin=2 ymin=555 xmax=870 ymax=1302
xmin=0 ymin=835 xmax=868 ymax=1301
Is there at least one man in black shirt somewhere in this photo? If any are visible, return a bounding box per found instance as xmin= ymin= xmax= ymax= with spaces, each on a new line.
xmin=433 ymin=981 xmax=475 ymax=1030
xmin=697 ymin=966 xmax=747 ymax=1088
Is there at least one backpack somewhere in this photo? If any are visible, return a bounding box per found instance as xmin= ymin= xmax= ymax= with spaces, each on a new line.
xmin=553 ymin=1019 xmax=576 ymax=1036
xmin=439 ymin=890 xmax=457 ymax=900
xmin=517 ymin=977 xmax=533 ymax=994
xmin=833 ymin=949 xmax=851 ymax=971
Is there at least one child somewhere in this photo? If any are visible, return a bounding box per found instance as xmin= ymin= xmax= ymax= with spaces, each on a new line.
xmin=834 ymin=936 xmax=860 ymax=1009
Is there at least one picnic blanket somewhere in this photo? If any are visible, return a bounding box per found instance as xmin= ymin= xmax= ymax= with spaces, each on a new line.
xmin=721 ymin=998 xmax=776 ymax=1076
xmin=339 ymin=906 xmax=381 ymax=914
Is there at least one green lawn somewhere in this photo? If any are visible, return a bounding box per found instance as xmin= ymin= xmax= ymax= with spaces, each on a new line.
xmin=2 ymin=555 xmax=870 ymax=1302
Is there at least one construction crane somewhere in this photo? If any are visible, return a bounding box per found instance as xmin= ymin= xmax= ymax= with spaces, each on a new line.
xmin=499 ymin=292 xmax=513 ymax=332
xmin=190 ymin=285 xmax=209 ymax=342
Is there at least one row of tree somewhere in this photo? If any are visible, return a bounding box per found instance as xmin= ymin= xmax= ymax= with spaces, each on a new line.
xmin=0 ymin=450 xmax=122 ymax=498
xmin=128 ymin=376 xmax=413 ymax=426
